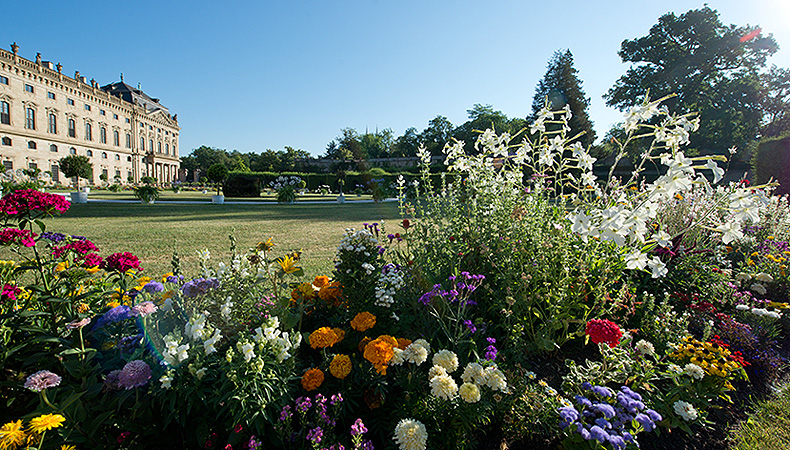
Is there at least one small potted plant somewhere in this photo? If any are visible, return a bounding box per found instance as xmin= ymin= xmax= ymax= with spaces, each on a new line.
xmin=133 ymin=184 xmax=160 ymax=204
xmin=337 ymin=179 xmax=345 ymax=203
xmin=58 ymin=155 xmax=93 ymax=203
xmin=207 ymin=163 xmax=228 ymax=204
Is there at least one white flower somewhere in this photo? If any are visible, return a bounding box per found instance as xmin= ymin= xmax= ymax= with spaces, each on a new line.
xmin=655 ymin=230 xmax=673 ymax=248
xmin=635 ymin=340 xmax=655 ymax=356
xmin=750 ymin=283 xmax=767 ymax=296
xmin=668 ymin=364 xmax=683 ymax=375
xmin=484 ymin=367 xmax=507 ymax=392
xmin=735 ymin=272 xmax=752 ymax=283
xmin=430 ymin=374 xmax=458 ymax=400
xmin=391 ymin=348 xmax=406 ymax=366
xmin=176 ymin=344 xmax=190 ymax=363
xmin=394 ymin=419 xmax=428 ymax=450
xmin=458 ymin=382 xmax=481 ymax=403
xmin=204 ymin=329 xmax=222 ymax=355
xmin=428 ymin=365 xmax=448 ymax=380
xmin=412 ymin=339 xmax=431 ymax=353
xmin=461 ymin=362 xmax=487 ymax=385
xmin=683 ymin=363 xmax=705 ymax=380
xmin=647 ymin=256 xmax=668 ymax=278
xmin=735 ymin=304 xmax=750 ymax=311
xmin=755 ymin=273 xmax=774 ymax=283
xmin=242 ymin=342 xmax=255 ymax=362
xmin=195 ymin=368 xmax=207 ymax=380
xmin=673 ymin=400 xmax=698 ymax=421
xmin=705 ymin=160 xmax=724 ymax=184
xmin=159 ymin=373 xmax=174 ymax=389
xmin=221 ymin=298 xmax=233 ymax=319
xmin=625 ymin=250 xmax=648 ymax=270
xmin=405 ymin=343 xmax=429 ymax=365
xmin=432 ymin=350 xmax=459 ymax=373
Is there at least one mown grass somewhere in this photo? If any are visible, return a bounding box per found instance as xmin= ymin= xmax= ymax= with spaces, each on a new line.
xmin=24 ymin=201 xmax=401 ymax=278
xmin=729 ymin=381 xmax=790 ymax=450
xmin=50 ymin=189 xmax=375 ymax=203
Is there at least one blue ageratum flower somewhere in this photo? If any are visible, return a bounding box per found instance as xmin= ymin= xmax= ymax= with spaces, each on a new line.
xmin=181 ymin=277 xmax=220 ymax=298
xmin=92 ymin=305 xmax=138 ymax=330
xmin=143 ymin=281 xmax=164 ymax=293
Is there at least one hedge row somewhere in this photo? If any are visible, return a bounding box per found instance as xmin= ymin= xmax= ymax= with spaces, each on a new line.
xmin=752 ymin=135 xmax=790 ymax=195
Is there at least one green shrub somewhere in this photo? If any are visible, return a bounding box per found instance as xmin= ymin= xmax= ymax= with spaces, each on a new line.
xmin=224 ymin=174 xmax=261 ymax=198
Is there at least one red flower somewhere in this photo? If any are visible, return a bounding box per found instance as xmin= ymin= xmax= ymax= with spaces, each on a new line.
xmin=101 ymin=252 xmax=142 ymax=273
xmin=585 ymin=319 xmax=623 ymax=348
xmin=53 ymin=239 xmax=98 ymax=258
xmin=401 ymin=219 xmax=410 ymax=230
xmin=0 ymin=228 xmax=37 ymax=247
xmin=0 ymin=189 xmax=70 ymax=217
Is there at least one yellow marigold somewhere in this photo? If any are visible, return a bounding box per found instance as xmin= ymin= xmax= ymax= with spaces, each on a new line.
xmin=332 ymin=328 xmax=345 ymax=344
xmin=136 ymin=276 xmax=152 ymax=287
xmin=76 ymin=303 xmax=90 ymax=314
xmin=318 ymin=281 xmax=343 ymax=304
xmin=313 ymin=275 xmax=330 ymax=288
xmin=309 ymin=327 xmax=338 ymax=349
xmin=85 ymin=266 xmax=100 ymax=274
xmin=278 ymin=255 xmax=300 ymax=274
xmin=301 ymin=368 xmax=324 ymax=391
xmin=106 ymin=300 xmax=121 ymax=309
xmin=364 ymin=335 xmax=398 ymax=374
xmin=28 ymin=414 xmax=65 ymax=434
xmin=256 ymin=237 xmax=275 ymax=252
xmin=60 ymin=445 xmax=77 ymax=450
xmin=0 ymin=420 xmax=26 ymax=449
xmin=396 ymin=338 xmax=412 ymax=350
xmin=330 ymin=354 xmax=352 ymax=379
xmin=55 ymin=261 xmax=69 ymax=272
xmin=161 ymin=272 xmax=174 ymax=282
xmin=350 ymin=312 xmax=376 ymax=332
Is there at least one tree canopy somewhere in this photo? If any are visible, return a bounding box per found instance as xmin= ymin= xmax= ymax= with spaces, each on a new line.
xmin=604 ymin=7 xmax=780 ymax=157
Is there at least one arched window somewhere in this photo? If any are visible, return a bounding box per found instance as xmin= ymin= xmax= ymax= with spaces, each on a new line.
xmin=157 ymin=142 xmax=162 ymax=153
xmin=100 ymin=127 xmax=107 ymax=144
xmin=115 ymin=154 xmax=120 ymax=161
xmin=48 ymin=114 xmax=57 ymax=134
xmin=68 ymin=119 xmax=76 ymax=138
xmin=69 ymin=147 xmax=76 ymax=155
xmin=101 ymin=152 xmax=107 ymax=159
xmin=125 ymin=133 xmax=131 ymax=148
xmin=86 ymin=150 xmax=93 ymax=157
xmin=149 ymin=139 xmax=153 ymax=153
xmin=166 ymin=144 xmax=169 ymax=155
xmin=140 ymin=137 xmax=145 ymax=151
xmin=113 ymin=130 xmax=120 ymax=146
xmin=85 ymin=123 xmax=92 ymax=141
xmin=1 ymin=101 xmax=10 ymax=125
xmin=1 ymin=137 xmax=11 ymax=146
xmin=28 ymin=141 xmax=36 ymax=149
xmin=25 ymin=108 xmax=35 ymax=129
xmin=50 ymin=144 xmax=57 ymax=152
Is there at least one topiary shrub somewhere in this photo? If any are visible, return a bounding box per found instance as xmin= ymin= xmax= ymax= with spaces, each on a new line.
xmin=223 ymin=174 xmax=261 ymax=198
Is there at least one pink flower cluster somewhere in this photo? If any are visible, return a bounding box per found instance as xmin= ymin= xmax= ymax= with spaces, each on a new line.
xmin=0 ymin=228 xmax=37 ymax=247
xmin=81 ymin=252 xmax=103 ymax=268
xmin=0 ymin=189 xmax=70 ymax=217
xmin=53 ymin=239 xmax=98 ymax=258
xmin=101 ymin=252 xmax=142 ymax=273
xmin=118 ymin=360 xmax=152 ymax=389
xmin=1 ymin=283 xmax=22 ymax=301
xmin=24 ymin=370 xmax=62 ymax=392
xmin=585 ymin=319 xmax=623 ymax=348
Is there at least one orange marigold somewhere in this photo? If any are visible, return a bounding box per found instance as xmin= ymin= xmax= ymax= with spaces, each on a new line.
xmin=313 ymin=275 xmax=330 ymax=288
xmin=332 ymin=328 xmax=346 ymax=344
xmin=318 ymin=281 xmax=343 ymax=304
xmin=309 ymin=327 xmax=338 ymax=349
xmin=329 ymin=354 xmax=352 ymax=379
xmin=396 ymin=338 xmax=412 ymax=350
xmin=301 ymin=368 xmax=324 ymax=391
xmin=364 ymin=335 xmax=398 ymax=375
xmin=350 ymin=312 xmax=377 ymax=332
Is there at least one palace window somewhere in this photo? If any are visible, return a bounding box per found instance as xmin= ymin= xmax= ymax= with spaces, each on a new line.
xmin=115 ymin=154 xmax=120 ymax=160
xmin=1 ymin=137 xmax=11 ymax=146
xmin=100 ymin=109 xmax=105 ymax=116
xmin=25 ymin=84 xmax=34 ymax=93
xmin=101 ymin=152 xmax=107 ymax=159
xmin=2 ymin=161 xmax=12 ymax=170
xmin=113 ymin=113 xmax=118 ymax=120
xmin=84 ymin=104 xmax=91 ymax=111
xmin=0 ymin=76 xmax=8 ymax=85
xmin=48 ymin=113 xmax=57 ymax=133
xmin=28 ymin=162 xmax=37 ymax=170
xmin=140 ymin=137 xmax=145 ymax=150
xmin=25 ymin=108 xmax=35 ymax=129
xmin=47 ymin=92 xmax=56 ymax=100
xmin=86 ymin=150 xmax=93 ymax=157
xmin=158 ymin=142 xmax=162 ymax=153
xmin=149 ymin=139 xmax=153 ymax=153
xmin=67 ymin=98 xmax=74 ymax=106
xmin=69 ymin=147 xmax=76 ymax=155
xmin=85 ymin=123 xmax=92 ymax=141
xmin=68 ymin=118 xmax=76 ymax=137
xmin=125 ymin=133 xmax=131 ymax=148
xmin=100 ymin=127 xmax=107 ymax=144
xmin=166 ymin=144 xmax=169 ymax=155
xmin=0 ymin=101 xmax=9 ymax=125
xmin=28 ymin=141 xmax=36 ymax=149
xmin=113 ymin=130 xmax=120 ymax=146
xmin=50 ymin=144 xmax=57 ymax=152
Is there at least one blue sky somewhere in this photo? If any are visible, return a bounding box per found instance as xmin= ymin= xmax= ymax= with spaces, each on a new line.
xmin=5 ymin=0 xmax=790 ymax=157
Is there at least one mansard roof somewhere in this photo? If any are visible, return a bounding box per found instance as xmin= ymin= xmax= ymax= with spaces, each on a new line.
xmin=100 ymin=81 xmax=171 ymax=115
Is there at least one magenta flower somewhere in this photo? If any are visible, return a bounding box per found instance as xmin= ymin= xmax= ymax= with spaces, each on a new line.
xmin=101 ymin=252 xmax=142 ymax=273
xmin=0 ymin=228 xmax=37 ymax=247
xmin=0 ymin=189 xmax=70 ymax=218
xmin=52 ymin=239 xmax=98 ymax=258
xmin=24 ymin=370 xmax=62 ymax=392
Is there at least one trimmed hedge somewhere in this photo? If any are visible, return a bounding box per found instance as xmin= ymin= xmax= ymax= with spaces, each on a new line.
xmin=752 ymin=135 xmax=790 ymax=195
xmin=223 ymin=174 xmax=262 ymax=198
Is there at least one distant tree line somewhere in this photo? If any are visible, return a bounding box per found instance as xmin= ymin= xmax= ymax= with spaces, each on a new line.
xmin=182 ymin=6 xmax=790 ymax=176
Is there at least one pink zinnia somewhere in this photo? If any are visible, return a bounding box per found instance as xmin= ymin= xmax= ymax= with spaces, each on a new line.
xmin=585 ymin=319 xmax=623 ymax=348
xmin=133 ymin=301 xmax=157 ymax=317
xmin=118 ymin=360 xmax=152 ymax=389
xmin=24 ymin=370 xmax=62 ymax=392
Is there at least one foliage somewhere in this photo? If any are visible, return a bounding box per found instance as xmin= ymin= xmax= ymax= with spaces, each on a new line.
xmin=752 ymin=135 xmax=790 ymax=195
xmin=224 ymin=174 xmax=261 ymax=198
xmin=132 ymin=185 xmax=160 ymax=203
xmin=207 ymin=163 xmax=229 ymax=195
xmin=58 ymin=155 xmax=93 ymax=187
xmin=729 ymin=379 xmax=790 ymax=450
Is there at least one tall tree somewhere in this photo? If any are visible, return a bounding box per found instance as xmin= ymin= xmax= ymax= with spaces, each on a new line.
xmin=530 ymin=49 xmax=596 ymax=148
xmin=604 ymin=7 xmax=779 ymax=157
xmin=393 ymin=127 xmax=421 ymax=157
xmin=453 ymin=105 xmax=524 ymax=153
xmin=422 ymin=116 xmax=455 ymax=156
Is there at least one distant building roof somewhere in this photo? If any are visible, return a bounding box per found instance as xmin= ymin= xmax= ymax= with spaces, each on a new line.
xmin=100 ymin=81 xmax=170 ymax=115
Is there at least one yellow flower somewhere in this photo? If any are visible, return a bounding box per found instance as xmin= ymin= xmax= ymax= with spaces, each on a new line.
xmin=301 ymin=368 xmax=324 ymax=391
xmin=350 ymin=312 xmax=376 ymax=332
xmin=162 ymin=290 xmax=174 ymax=300
xmin=106 ymin=301 xmax=120 ymax=309
xmin=161 ymin=272 xmax=174 ymax=282
xmin=257 ymin=237 xmax=275 ymax=252
xmin=291 ymin=282 xmax=316 ymax=301
xmin=0 ymin=420 xmax=26 ymax=449
xmin=330 ymin=354 xmax=352 ymax=379
xmin=85 ymin=266 xmax=100 ymax=274
xmin=332 ymin=328 xmax=345 ymax=344
xmin=309 ymin=327 xmax=338 ymax=349
xmin=55 ymin=261 xmax=69 ymax=272
xmin=76 ymin=303 xmax=90 ymax=314
xmin=28 ymin=414 xmax=65 ymax=434
xmin=278 ymin=255 xmax=299 ymax=274
xmin=60 ymin=445 xmax=77 ymax=450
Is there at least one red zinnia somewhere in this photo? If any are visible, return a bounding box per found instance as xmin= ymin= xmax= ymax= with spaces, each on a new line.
xmin=585 ymin=319 xmax=623 ymax=348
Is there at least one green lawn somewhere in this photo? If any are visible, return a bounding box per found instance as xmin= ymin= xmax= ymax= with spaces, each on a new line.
xmin=50 ymin=189 xmax=376 ymax=203
xmin=32 ymin=201 xmax=401 ymax=278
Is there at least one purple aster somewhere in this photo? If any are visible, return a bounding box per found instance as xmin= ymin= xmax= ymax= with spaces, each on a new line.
xmin=117 ymin=360 xmax=152 ymax=389
xmin=41 ymin=232 xmax=67 ymax=243
xmin=279 ymin=405 xmax=293 ymax=421
xmin=143 ymin=281 xmax=164 ymax=293
xmin=24 ymin=370 xmax=62 ymax=392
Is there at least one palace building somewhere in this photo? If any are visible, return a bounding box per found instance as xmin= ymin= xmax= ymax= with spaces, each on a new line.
xmin=0 ymin=42 xmax=180 ymax=185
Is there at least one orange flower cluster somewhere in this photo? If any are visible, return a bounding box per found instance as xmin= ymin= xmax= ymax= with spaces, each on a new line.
xmin=330 ymin=354 xmax=352 ymax=379
xmin=313 ymin=275 xmax=330 ymax=288
xmin=301 ymin=368 xmax=324 ymax=391
xmin=363 ymin=335 xmax=398 ymax=375
xmin=309 ymin=327 xmax=340 ymax=349
xmin=318 ymin=281 xmax=344 ymax=306
xmin=396 ymin=338 xmax=412 ymax=350
xmin=350 ymin=312 xmax=376 ymax=332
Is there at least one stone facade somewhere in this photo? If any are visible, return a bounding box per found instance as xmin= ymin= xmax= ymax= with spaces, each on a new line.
xmin=0 ymin=42 xmax=180 ymax=186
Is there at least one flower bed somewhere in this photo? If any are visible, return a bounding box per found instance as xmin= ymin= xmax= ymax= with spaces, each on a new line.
xmin=1 ymin=98 xmax=789 ymax=450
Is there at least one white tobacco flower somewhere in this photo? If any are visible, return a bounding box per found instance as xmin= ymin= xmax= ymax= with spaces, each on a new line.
xmin=655 ymin=230 xmax=673 ymax=248
xmin=647 ymin=257 xmax=668 ymax=278
xmin=716 ymin=221 xmax=743 ymax=245
xmin=750 ymin=283 xmax=767 ymax=296
xmin=625 ymin=250 xmax=648 ymax=270
xmin=673 ymin=400 xmax=698 ymax=421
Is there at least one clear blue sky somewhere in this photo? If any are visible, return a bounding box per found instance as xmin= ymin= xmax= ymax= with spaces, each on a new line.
xmin=5 ymin=0 xmax=790 ymax=157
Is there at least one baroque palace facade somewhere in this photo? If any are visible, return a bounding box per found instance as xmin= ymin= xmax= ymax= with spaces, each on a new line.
xmin=0 ymin=42 xmax=180 ymax=185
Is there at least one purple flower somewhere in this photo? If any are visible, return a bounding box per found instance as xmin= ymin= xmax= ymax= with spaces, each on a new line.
xmin=589 ymin=425 xmax=608 ymax=443
xmin=24 ymin=370 xmax=62 ymax=392
xmin=559 ymin=406 xmax=580 ymax=424
xmin=484 ymin=345 xmax=497 ymax=361
xmin=41 ymin=232 xmax=67 ymax=243
xmin=93 ymin=305 xmax=138 ymax=330
xmin=166 ymin=274 xmax=183 ymax=283
xmin=575 ymin=395 xmax=592 ymax=408
xmin=143 ymin=281 xmax=164 ymax=293
xmin=645 ymin=409 xmax=662 ymax=422
xmin=330 ymin=393 xmax=344 ymax=405
xmin=104 ymin=369 xmax=122 ymax=391
xmin=591 ymin=385 xmax=613 ymax=398
xmin=181 ymin=277 xmax=220 ymax=298
xmin=635 ymin=413 xmax=655 ymax=432
xmin=608 ymin=434 xmax=627 ymax=450
xmin=118 ymin=360 xmax=152 ymax=389
xmin=279 ymin=405 xmax=293 ymax=421
xmin=592 ymin=403 xmax=616 ymax=419
xmin=463 ymin=320 xmax=476 ymax=333
xmin=350 ymin=418 xmax=367 ymax=436
xmin=360 ymin=441 xmax=374 ymax=450
xmin=594 ymin=417 xmax=611 ymax=429
xmin=296 ymin=396 xmax=312 ymax=413
xmin=306 ymin=427 xmax=323 ymax=444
